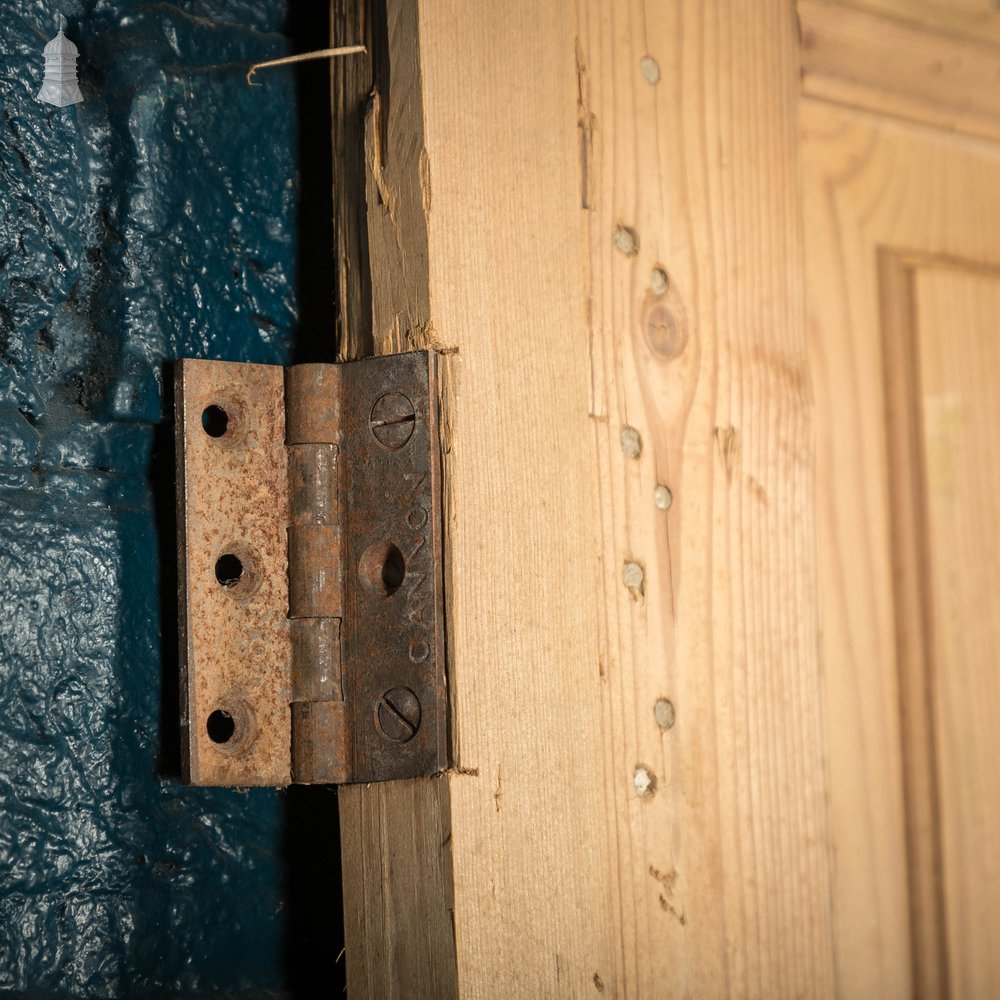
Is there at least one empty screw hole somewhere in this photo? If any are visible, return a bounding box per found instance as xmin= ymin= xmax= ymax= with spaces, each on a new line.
xmin=215 ymin=553 xmax=244 ymax=587
xmin=202 ymin=405 xmax=229 ymax=438
xmin=359 ymin=542 xmax=406 ymax=597
xmin=382 ymin=546 xmax=405 ymax=592
xmin=207 ymin=709 xmax=235 ymax=744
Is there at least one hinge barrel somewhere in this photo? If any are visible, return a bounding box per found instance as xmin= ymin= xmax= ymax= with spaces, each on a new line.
xmin=286 ymin=365 xmax=349 ymax=784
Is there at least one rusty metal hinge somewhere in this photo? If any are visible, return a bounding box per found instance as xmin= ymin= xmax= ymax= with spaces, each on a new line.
xmin=175 ymin=351 xmax=446 ymax=786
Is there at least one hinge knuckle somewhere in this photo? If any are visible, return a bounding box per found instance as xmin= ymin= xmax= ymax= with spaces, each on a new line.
xmin=291 ymin=701 xmax=352 ymax=785
xmin=288 ymin=443 xmax=338 ymax=524
xmin=290 ymin=617 xmax=341 ymax=702
xmin=285 ymin=364 xmax=341 ymax=444
xmin=291 ymin=615 xmax=346 ymax=784
xmin=287 ymin=524 xmax=343 ymax=618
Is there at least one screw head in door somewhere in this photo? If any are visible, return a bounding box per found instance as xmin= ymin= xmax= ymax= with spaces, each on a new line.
xmin=370 ymin=392 xmax=416 ymax=449
xmin=377 ymin=686 xmax=421 ymax=742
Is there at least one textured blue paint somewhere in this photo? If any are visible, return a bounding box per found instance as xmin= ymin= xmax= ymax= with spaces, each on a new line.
xmin=0 ymin=2 xmax=302 ymax=994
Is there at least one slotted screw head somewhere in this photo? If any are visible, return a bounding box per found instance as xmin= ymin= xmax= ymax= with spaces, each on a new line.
xmin=377 ymin=687 xmax=421 ymax=742
xmin=370 ymin=392 xmax=415 ymax=449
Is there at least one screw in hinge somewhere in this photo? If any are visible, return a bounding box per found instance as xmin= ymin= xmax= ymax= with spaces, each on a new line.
xmin=377 ymin=686 xmax=421 ymax=742
xmin=369 ymin=392 xmax=416 ymax=449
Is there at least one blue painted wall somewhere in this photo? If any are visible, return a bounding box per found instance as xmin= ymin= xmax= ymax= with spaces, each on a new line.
xmin=0 ymin=3 xmax=333 ymax=994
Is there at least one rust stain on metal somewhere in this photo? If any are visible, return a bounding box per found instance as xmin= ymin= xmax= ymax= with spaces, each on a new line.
xmin=285 ymin=364 xmax=341 ymax=443
xmin=288 ymin=351 xmax=447 ymax=783
xmin=292 ymin=699 xmax=351 ymax=785
xmin=176 ymin=359 xmax=292 ymax=786
xmin=291 ymin=617 xmax=341 ymax=703
xmin=337 ymin=352 xmax=447 ymax=782
xmin=286 ymin=363 xmax=348 ymax=784
xmin=287 ymin=523 xmax=343 ymax=618
xmin=177 ymin=351 xmax=447 ymax=787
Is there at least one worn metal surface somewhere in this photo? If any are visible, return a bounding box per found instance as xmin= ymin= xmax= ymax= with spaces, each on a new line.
xmin=290 ymin=617 xmax=341 ymax=702
xmin=177 ymin=351 xmax=447 ymax=787
xmin=338 ymin=351 xmax=447 ymax=782
xmin=289 ymin=351 xmax=447 ymax=782
xmin=285 ymin=364 xmax=341 ymax=443
xmin=177 ymin=359 xmax=292 ymax=786
xmin=285 ymin=363 xmax=347 ymax=784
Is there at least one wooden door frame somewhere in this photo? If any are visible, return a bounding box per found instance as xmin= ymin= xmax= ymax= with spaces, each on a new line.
xmin=330 ymin=2 xmax=835 ymax=996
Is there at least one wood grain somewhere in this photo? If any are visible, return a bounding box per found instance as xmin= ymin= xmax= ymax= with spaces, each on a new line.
xmin=912 ymin=268 xmax=1000 ymax=1000
xmin=330 ymin=0 xmax=377 ymax=361
xmin=339 ymin=777 xmax=458 ymax=998
xmin=408 ymin=3 xmax=619 ymax=993
xmin=879 ymin=253 xmax=948 ymax=1000
xmin=336 ymin=0 xmax=837 ymax=996
xmin=818 ymin=0 xmax=1000 ymax=45
xmin=801 ymin=97 xmax=1000 ymax=998
xmin=799 ymin=0 xmax=1000 ymax=143
xmin=336 ymin=0 xmax=617 ymax=995
xmin=577 ymin=0 xmax=835 ymax=995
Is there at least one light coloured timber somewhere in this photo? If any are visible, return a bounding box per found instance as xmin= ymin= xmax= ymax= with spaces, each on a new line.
xmin=799 ymin=0 xmax=1000 ymax=143
xmin=336 ymin=0 xmax=615 ymax=995
xmin=910 ymin=267 xmax=1000 ymax=1000
xmin=577 ymin=0 xmax=835 ymax=996
xmin=801 ymin=97 xmax=1000 ymax=999
xmin=815 ymin=0 xmax=1000 ymax=45
xmin=336 ymin=1 xmax=837 ymax=996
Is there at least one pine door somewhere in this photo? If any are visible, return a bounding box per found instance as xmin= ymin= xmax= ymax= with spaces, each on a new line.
xmin=801 ymin=2 xmax=1000 ymax=995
